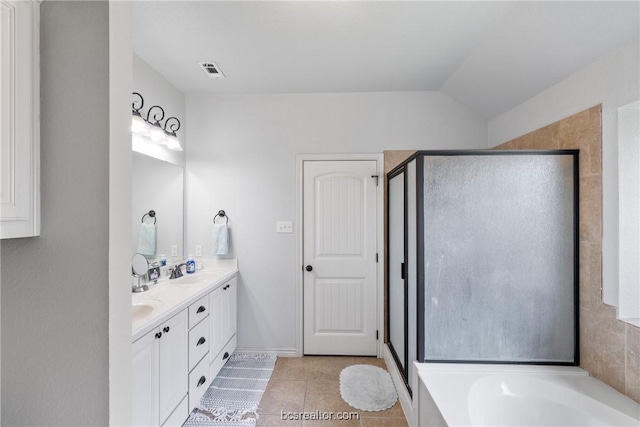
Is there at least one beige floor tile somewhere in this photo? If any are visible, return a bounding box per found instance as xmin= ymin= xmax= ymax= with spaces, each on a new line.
xmin=359 ymin=402 xmax=404 ymax=418
xmin=360 ymin=417 xmax=408 ymax=427
xmin=255 ymin=357 xmax=408 ymax=427
xmin=348 ymin=357 xmax=386 ymax=368
xmin=271 ymin=357 xmax=310 ymax=381
xmin=257 ymin=413 xmax=303 ymax=427
xmin=307 ymin=356 xmax=355 ymax=381
xmin=301 ymin=418 xmax=361 ymax=427
xmin=301 ymin=409 xmax=362 ymax=427
xmin=304 ymin=380 xmax=360 ymax=414
xmin=259 ymin=380 xmax=307 ymax=414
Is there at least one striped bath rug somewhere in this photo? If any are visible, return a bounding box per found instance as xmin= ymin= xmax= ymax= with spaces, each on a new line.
xmin=183 ymin=353 xmax=277 ymax=427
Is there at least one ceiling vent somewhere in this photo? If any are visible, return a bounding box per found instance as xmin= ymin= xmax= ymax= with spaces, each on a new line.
xmin=198 ymin=61 xmax=225 ymax=79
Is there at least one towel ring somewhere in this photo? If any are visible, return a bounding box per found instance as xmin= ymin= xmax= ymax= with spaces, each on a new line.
xmin=142 ymin=210 xmax=156 ymax=224
xmin=213 ymin=210 xmax=228 ymax=224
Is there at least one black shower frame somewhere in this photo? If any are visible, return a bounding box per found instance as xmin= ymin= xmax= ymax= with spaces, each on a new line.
xmin=386 ymin=165 xmax=411 ymax=394
xmin=386 ymin=149 xmax=580 ymax=370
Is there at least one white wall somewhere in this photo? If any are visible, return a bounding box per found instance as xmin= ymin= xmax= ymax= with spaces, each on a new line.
xmin=185 ymin=91 xmax=487 ymax=352
xmin=133 ymin=53 xmax=187 ymax=167
xmin=108 ymin=2 xmax=133 ymax=425
xmin=1 ymin=2 xmax=112 ymax=425
xmin=488 ymin=38 xmax=640 ymax=307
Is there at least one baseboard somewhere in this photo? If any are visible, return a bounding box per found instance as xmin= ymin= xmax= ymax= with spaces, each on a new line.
xmin=234 ymin=347 xmax=298 ymax=357
xmin=384 ymin=344 xmax=415 ymax=426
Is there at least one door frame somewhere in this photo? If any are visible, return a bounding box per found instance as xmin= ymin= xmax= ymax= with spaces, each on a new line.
xmin=295 ymin=153 xmax=384 ymax=357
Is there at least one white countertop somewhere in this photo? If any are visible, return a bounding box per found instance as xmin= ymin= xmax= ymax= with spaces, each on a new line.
xmin=132 ymin=259 xmax=238 ymax=341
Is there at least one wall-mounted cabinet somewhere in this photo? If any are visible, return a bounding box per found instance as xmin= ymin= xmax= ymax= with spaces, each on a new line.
xmin=0 ymin=0 xmax=40 ymax=239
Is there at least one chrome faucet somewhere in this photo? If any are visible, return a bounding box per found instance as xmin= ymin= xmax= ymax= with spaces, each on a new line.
xmin=170 ymin=263 xmax=186 ymax=279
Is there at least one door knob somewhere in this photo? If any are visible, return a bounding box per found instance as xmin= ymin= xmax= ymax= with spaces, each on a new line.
xmin=305 ymin=265 xmax=313 ymax=272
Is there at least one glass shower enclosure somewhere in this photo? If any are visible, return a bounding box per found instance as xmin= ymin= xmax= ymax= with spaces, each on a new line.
xmin=387 ymin=150 xmax=579 ymax=391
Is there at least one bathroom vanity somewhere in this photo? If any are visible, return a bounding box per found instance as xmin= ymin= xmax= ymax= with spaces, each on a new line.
xmin=131 ymin=260 xmax=238 ymax=426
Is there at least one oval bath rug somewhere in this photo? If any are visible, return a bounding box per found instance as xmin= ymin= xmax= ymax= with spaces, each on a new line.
xmin=339 ymin=364 xmax=398 ymax=411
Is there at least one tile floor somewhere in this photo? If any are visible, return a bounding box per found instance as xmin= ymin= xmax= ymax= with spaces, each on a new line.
xmin=256 ymin=356 xmax=409 ymax=427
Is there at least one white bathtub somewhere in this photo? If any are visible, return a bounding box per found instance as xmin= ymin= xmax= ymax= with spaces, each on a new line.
xmin=416 ymin=363 xmax=640 ymax=427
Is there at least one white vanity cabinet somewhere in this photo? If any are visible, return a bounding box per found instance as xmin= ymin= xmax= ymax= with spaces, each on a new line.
xmin=209 ymin=283 xmax=226 ymax=358
xmin=223 ymin=277 xmax=237 ymax=343
xmin=0 ymin=0 xmax=40 ymax=239
xmin=209 ymin=275 xmax=237 ymax=377
xmin=132 ymin=270 xmax=238 ymax=426
xmin=187 ymin=295 xmax=211 ymax=410
xmin=132 ymin=309 xmax=188 ymax=427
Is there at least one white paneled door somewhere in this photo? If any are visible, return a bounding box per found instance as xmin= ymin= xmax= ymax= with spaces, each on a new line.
xmin=303 ymin=160 xmax=378 ymax=355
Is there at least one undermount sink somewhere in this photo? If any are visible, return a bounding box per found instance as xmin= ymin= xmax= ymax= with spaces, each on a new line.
xmin=132 ymin=300 xmax=162 ymax=322
xmin=176 ymin=272 xmax=216 ymax=285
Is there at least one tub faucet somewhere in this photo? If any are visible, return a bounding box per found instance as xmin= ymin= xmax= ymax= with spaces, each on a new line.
xmin=170 ymin=263 xmax=186 ymax=279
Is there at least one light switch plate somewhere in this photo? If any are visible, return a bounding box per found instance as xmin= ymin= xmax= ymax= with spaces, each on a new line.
xmin=170 ymin=245 xmax=178 ymax=257
xmin=276 ymin=221 xmax=293 ymax=233
xmin=195 ymin=245 xmax=203 ymax=257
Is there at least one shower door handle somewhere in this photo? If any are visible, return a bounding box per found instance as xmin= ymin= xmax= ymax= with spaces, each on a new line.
xmin=400 ymin=262 xmax=405 ymax=280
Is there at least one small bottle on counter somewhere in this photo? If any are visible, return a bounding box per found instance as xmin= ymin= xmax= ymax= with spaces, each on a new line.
xmin=159 ymin=254 xmax=166 ymax=266
xmin=186 ymin=254 xmax=196 ymax=274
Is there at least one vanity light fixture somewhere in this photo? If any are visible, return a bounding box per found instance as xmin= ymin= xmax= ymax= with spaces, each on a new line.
xmin=131 ymin=92 xmax=148 ymax=134
xmin=131 ymin=92 xmax=183 ymax=151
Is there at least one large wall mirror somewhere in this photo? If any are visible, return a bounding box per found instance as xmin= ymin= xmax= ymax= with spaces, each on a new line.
xmin=132 ymin=151 xmax=184 ymax=261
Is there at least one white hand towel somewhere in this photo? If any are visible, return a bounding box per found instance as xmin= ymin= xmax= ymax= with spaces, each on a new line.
xmin=211 ymin=223 xmax=229 ymax=256
xmin=137 ymin=223 xmax=156 ymax=256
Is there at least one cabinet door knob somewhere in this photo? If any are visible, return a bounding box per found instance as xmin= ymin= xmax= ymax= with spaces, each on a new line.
xmin=197 ymin=337 xmax=206 ymax=346
xmin=305 ymin=265 xmax=313 ymax=272
xmin=155 ymin=332 xmax=162 ymax=339
xmin=223 ymin=351 xmax=230 ymax=360
xmin=197 ymin=376 xmax=207 ymax=387
xmin=163 ymin=326 xmax=170 ymax=333
xmin=196 ymin=306 xmax=206 ymax=313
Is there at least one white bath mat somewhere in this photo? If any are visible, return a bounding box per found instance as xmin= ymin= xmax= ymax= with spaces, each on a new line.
xmin=339 ymin=364 xmax=398 ymax=412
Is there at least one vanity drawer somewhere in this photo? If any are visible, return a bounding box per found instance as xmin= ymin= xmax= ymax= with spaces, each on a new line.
xmin=188 ymin=317 xmax=209 ymax=371
xmin=189 ymin=358 xmax=211 ymax=411
xmin=189 ymin=295 xmax=209 ymax=329
xmin=210 ymin=334 xmax=237 ymax=380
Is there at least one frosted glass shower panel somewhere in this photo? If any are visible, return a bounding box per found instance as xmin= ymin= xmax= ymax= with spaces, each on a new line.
xmin=422 ymin=154 xmax=576 ymax=363
xmin=388 ymin=171 xmax=406 ymax=370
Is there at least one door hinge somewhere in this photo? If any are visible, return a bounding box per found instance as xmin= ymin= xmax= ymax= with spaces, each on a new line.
xmin=376 ymin=253 xmax=379 ymax=263
xmin=371 ymin=175 xmax=379 ymax=186
xmin=376 ymin=330 xmax=379 ymax=340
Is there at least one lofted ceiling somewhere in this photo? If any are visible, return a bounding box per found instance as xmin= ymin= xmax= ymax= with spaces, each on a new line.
xmin=132 ymin=1 xmax=640 ymax=120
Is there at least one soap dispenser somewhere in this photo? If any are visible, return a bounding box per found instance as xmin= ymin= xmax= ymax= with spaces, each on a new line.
xmin=186 ymin=254 xmax=196 ymax=274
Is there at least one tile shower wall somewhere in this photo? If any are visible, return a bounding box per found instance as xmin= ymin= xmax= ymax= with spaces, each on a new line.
xmin=494 ymin=105 xmax=640 ymax=403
